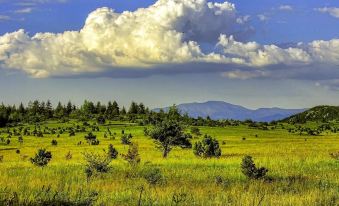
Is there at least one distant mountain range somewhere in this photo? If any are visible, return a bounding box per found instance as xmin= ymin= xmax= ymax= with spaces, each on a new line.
xmin=153 ymin=101 xmax=306 ymax=122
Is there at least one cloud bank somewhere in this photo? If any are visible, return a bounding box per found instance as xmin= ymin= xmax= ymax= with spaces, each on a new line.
xmin=0 ymin=0 xmax=338 ymax=84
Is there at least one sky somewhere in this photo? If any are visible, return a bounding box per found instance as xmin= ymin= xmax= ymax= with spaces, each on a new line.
xmin=0 ymin=0 xmax=338 ymax=109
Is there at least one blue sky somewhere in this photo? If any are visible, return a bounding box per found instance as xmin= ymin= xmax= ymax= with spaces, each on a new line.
xmin=0 ymin=0 xmax=338 ymax=109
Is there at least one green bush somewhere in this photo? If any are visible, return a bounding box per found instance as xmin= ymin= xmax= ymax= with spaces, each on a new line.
xmin=141 ymin=166 xmax=164 ymax=186
xmin=18 ymin=136 xmax=23 ymax=144
xmin=30 ymin=149 xmax=52 ymax=167
xmin=190 ymin=127 xmax=201 ymax=136
xmin=84 ymin=132 xmax=99 ymax=145
xmin=83 ymin=152 xmax=112 ymax=181
xmin=193 ymin=135 xmax=221 ymax=158
xmin=241 ymin=155 xmax=268 ymax=179
xmin=51 ymin=139 xmax=58 ymax=146
xmin=121 ymin=133 xmax=133 ymax=145
xmin=107 ymin=144 xmax=118 ymax=159
xmin=65 ymin=151 xmax=72 ymax=160
xmin=122 ymin=143 xmax=140 ymax=166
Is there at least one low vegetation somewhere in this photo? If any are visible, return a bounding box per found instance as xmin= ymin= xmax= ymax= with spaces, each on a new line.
xmin=0 ymin=101 xmax=338 ymax=205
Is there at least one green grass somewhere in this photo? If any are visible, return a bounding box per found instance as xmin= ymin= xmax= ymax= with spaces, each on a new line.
xmin=0 ymin=121 xmax=338 ymax=205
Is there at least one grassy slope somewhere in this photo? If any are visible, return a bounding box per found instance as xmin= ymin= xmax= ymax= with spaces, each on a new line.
xmin=284 ymin=106 xmax=339 ymax=123
xmin=0 ymin=120 xmax=338 ymax=205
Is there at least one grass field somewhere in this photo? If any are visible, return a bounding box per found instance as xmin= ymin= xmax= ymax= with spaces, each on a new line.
xmin=0 ymin=120 xmax=338 ymax=205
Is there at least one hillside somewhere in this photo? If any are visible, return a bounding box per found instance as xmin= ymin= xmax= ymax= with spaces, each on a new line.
xmin=154 ymin=101 xmax=305 ymax=122
xmin=283 ymin=105 xmax=339 ymax=123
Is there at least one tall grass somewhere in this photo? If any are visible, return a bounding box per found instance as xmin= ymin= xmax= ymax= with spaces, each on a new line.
xmin=0 ymin=121 xmax=338 ymax=205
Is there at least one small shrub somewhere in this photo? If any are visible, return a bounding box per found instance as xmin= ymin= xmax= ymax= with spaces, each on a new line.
xmin=83 ymin=152 xmax=112 ymax=181
xmin=193 ymin=135 xmax=221 ymax=158
xmin=141 ymin=166 xmax=164 ymax=186
xmin=190 ymin=127 xmax=201 ymax=136
xmin=51 ymin=139 xmax=58 ymax=146
xmin=85 ymin=132 xmax=100 ymax=145
xmin=329 ymin=152 xmax=339 ymax=160
xmin=122 ymin=143 xmax=141 ymax=166
xmin=16 ymin=149 xmax=20 ymax=154
xmin=107 ymin=144 xmax=118 ymax=159
xmin=241 ymin=155 xmax=268 ymax=179
xmin=0 ymin=155 xmax=3 ymax=162
xmin=6 ymin=139 xmax=10 ymax=145
xmin=18 ymin=136 xmax=23 ymax=144
xmin=215 ymin=176 xmax=230 ymax=188
xmin=31 ymin=149 xmax=52 ymax=167
xmin=121 ymin=133 xmax=133 ymax=145
xmin=215 ymin=176 xmax=223 ymax=185
xmin=97 ymin=116 xmax=106 ymax=125
xmin=69 ymin=131 xmax=75 ymax=137
xmin=65 ymin=151 xmax=72 ymax=160
xmin=36 ymin=131 xmax=44 ymax=137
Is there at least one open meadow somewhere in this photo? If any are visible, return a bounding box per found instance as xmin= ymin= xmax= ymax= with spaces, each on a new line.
xmin=0 ymin=120 xmax=338 ymax=205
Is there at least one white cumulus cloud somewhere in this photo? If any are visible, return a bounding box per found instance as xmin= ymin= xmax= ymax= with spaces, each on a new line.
xmin=316 ymin=7 xmax=339 ymax=18
xmin=0 ymin=0 xmax=242 ymax=77
xmin=0 ymin=0 xmax=338 ymax=82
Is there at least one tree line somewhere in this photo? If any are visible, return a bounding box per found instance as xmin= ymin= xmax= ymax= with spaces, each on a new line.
xmin=0 ymin=100 xmax=149 ymax=127
xmin=0 ymin=100 xmax=246 ymax=128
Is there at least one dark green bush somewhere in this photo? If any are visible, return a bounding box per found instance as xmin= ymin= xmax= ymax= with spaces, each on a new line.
xmin=141 ymin=166 xmax=164 ymax=186
xmin=190 ymin=127 xmax=201 ymax=136
xmin=241 ymin=155 xmax=268 ymax=179
xmin=121 ymin=133 xmax=132 ymax=145
xmin=97 ymin=116 xmax=106 ymax=125
xmin=18 ymin=136 xmax=23 ymax=144
xmin=30 ymin=149 xmax=52 ymax=167
xmin=193 ymin=135 xmax=221 ymax=158
xmin=107 ymin=144 xmax=118 ymax=159
xmin=51 ymin=139 xmax=58 ymax=146
xmin=84 ymin=132 xmax=99 ymax=145
xmin=83 ymin=152 xmax=112 ymax=181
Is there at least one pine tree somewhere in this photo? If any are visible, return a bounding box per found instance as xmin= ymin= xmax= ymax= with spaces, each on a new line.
xmin=128 ymin=102 xmax=138 ymax=114
xmin=112 ymin=101 xmax=120 ymax=116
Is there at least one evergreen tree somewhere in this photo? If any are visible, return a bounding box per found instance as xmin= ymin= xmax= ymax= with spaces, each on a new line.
xmin=128 ymin=102 xmax=139 ymax=114
xmin=45 ymin=100 xmax=53 ymax=118
xmin=121 ymin=107 xmax=127 ymax=115
xmin=112 ymin=101 xmax=120 ymax=116
xmin=138 ymin=103 xmax=145 ymax=114
xmin=66 ymin=101 xmax=73 ymax=115
xmin=105 ymin=101 xmax=114 ymax=119
xmin=82 ymin=100 xmax=96 ymax=115
xmin=54 ymin=102 xmax=65 ymax=118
